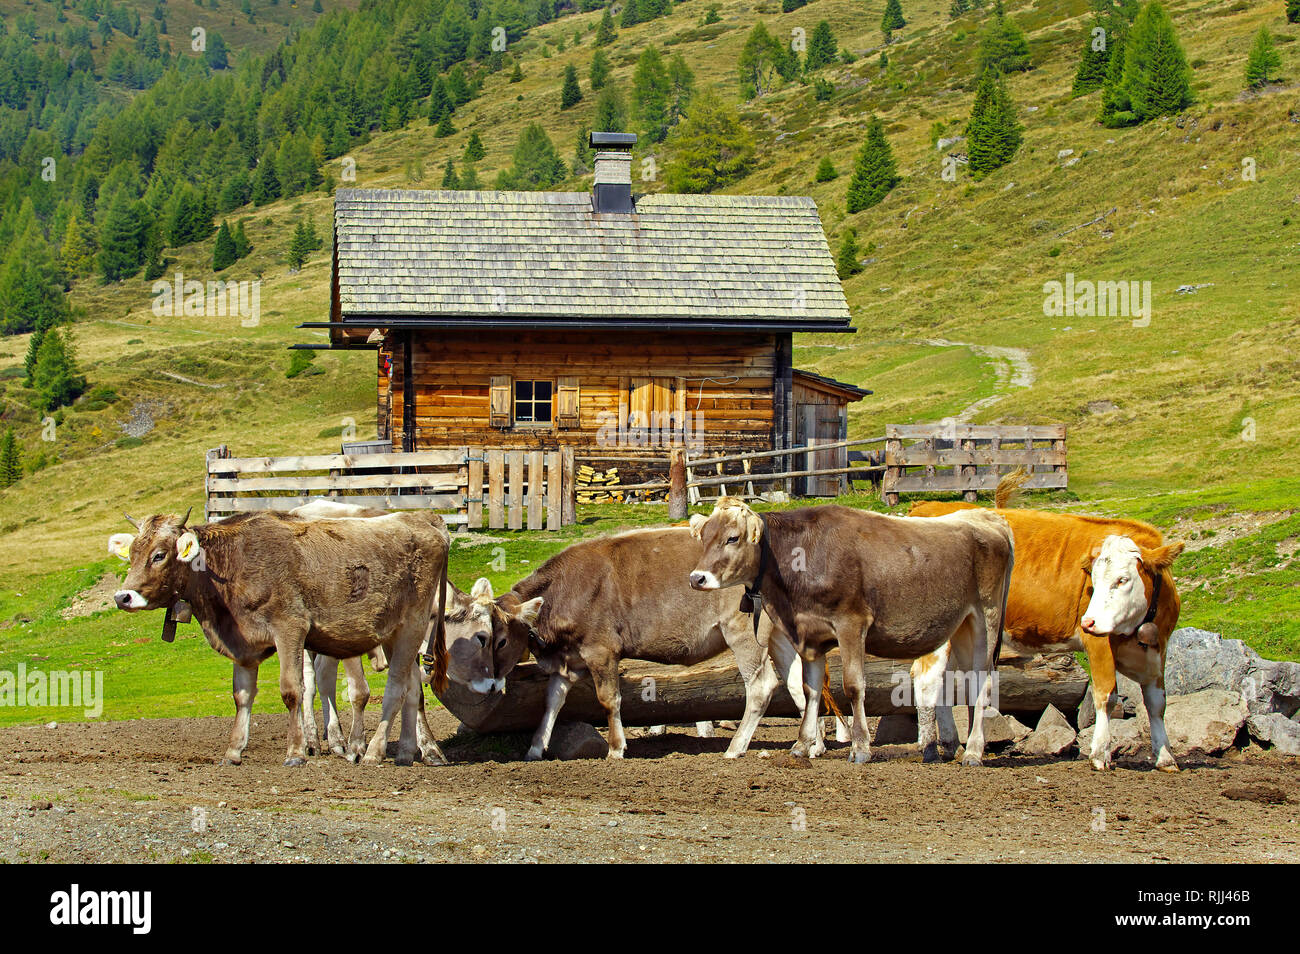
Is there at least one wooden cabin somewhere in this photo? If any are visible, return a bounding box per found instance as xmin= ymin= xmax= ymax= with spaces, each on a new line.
xmin=302 ymin=133 xmax=868 ymax=482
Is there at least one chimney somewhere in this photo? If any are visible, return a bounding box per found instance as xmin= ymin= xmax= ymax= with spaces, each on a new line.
xmin=590 ymin=131 xmax=637 ymax=214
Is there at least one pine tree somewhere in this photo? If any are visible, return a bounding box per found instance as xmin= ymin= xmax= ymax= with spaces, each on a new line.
xmin=561 ymin=63 xmax=583 ymax=109
xmin=782 ymin=0 xmax=808 ymax=10
xmin=846 ymin=115 xmax=899 ymax=213
xmin=509 ymin=60 xmax=524 ymax=82
xmin=435 ymin=112 xmax=456 ymax=138
xmin=427 ymin=77 xmax=453 ymax=124
xmin=442 ymin=159 xmax=460 ymax=189
xmin=836 ymin=229 xmax=861 ymax=279
xmin=96 ymin=190 xmax=144 ymax=282
xmin=949 ymin=0 xmax=969 ymax=18
xmin=213 ymin=220 xmax=237 ymax=270
xmin=497 ymin=123 xmax=568 ymax=190
xmin=60 ymin=214 xmax=98 ymax=276
xmin=30 ymin=327 xmax=88 ymax=413
xmin=463 ymin=131 xmax=487 ymax=163
xmin=233 ymin=221 xmax=252 ymax=259
xmin=590 ymin=48 xmax=612 ymax=90
xmin=633 ymin=46 xmax=671 ymax=141
xmin=1244 ymin=26 xmax=1281 ymax=89
xmin=737 ymin=22 xmax=786 ymax=99
xmin=596 ymin=7 xmax=617 ymax=45
xmin=620 ymin=0 xmax=639 ymax=28
xmin=251 ymin=153 xmax=281 ymax=206
xmin=573 ymin=123 xmax=595 ymax=173
xmin=460 ymin=161 xmax=481 ymax=189
xmin=881 ymin=0 xmax=905 ymax=38
xmin=662 ymin=88 xmax=756 ymax=193
xmin=0 ymin=207 xmax=71 ymax=335
xmin=1071 ymin=15 xmax=1112 ymax=96
xmin=594 ymin=83 xmax=629 ymax=132
xmin=815 ymin=156 xmax=837 ymax=182
xmin=805 ymin=21 xmax=838 ymax=72
xmin=977 ymin=6 xmax=1031 ymax=74
xmin=966 ymin=69 xmax=1022 ymax=177
xmin=1109 ymin=1 xmax=1192 ymax=124
xmin=667 ymin=52 xmax=695 ymax=126
xmin=1289 ymin=0 xmax=1300 ymax=24
xmin=288 ymin=219 xmax=313 ymax=271
xmin=0 ymin=429 xmax=21 ymax=488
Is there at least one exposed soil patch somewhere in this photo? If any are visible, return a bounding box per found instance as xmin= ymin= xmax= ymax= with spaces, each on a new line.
xmin=60 ymin=572 xmax=122 ymax=620
xmin=2 ymin=712 xmax=1296 ymax=863
xmin=1172 ymin=509 xmax=1296 ymax=553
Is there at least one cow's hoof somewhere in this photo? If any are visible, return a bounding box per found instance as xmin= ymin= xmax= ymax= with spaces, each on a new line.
xmin=790 ymin=742 xmax=811 ymax=759
xmin=360 ymin=754 xmax=382 ymax=765
xmin=961 ymin=755 xmax=983 ymax=768
xmin=420 ymin=749 xmax=450 ymax=766
xmin=346 ymin=752 xmax=361 ymax=765
xmin=220 ymin=756 xmax=242 ymax=766
xmin=722 ymin=749 xmax=744 ymax=759
xmin=329 ymin=744 xmax=346 ymax=758
xmin=395 ymin=753 xmax=415 ymax=767
xmin=1156 ymin=757 xmax=1180 ymax=774
xmin=1090 ymin=758 xmax=1113 ymax=772
xmin=809 ymin=741 xmax=827 ymax=758
xmin=922 ymin=743 xmax=941 ymax=763
xmin=283 ymin=757 xmax=307 ymax=767
xmin=525 ymin=747 xmax=545 ymax=761
xmin=605 ymin=749 xmax=626 ymax=760
xmin=847 ymin=748 xmax=871 ymax=764
xmin=940 ymin=745 xmax=961 ymax=763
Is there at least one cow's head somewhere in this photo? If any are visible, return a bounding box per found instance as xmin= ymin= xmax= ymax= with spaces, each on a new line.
xmin=1080 ymin=535 xmax=1184 ymax=639
xmin=687 ymin=497 xmax=764 ymax=591
xmin=435 ymin=578 xmax=542 ymax=694
xmin=108 ymin=510 xmax=199 ymax=612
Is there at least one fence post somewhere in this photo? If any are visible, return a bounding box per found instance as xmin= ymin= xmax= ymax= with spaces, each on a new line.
xmin=205 ymin=445 xmax=229 ymax=523
xmin=960 ymin=435 xmax=977 ymax=503
xmin=527 ymin=451 xmax=544 ymax=530
xmin=668 ymin=448 xmax=687 ymax=521
xmin=466 ymin=446 xmax=483 ymax=529
xmin=488 ymin=450 xmax=505 ymax=529
xmin=883 ymin=428 xmax=901 ymax=507
xmin=508 ymin=451 xmax=524 ymax=531
xmin=546 ymin=451 xmax=562 ymax=530
xmin=561 ymin=446 xmax=576 ymax=526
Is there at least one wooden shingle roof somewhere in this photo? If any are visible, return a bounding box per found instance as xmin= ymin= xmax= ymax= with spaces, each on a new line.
xmin=327 ymin=188 xmax=852 ymax=333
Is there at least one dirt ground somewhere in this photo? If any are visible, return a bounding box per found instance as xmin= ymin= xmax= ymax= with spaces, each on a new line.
xmin=2 ymin=710 xmax=1298 ymax=864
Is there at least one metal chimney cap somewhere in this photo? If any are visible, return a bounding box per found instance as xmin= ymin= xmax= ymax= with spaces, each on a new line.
xmin=590 ymin=131 xmax=637 ymax=149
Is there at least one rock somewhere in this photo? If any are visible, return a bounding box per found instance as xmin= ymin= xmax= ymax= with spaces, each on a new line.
xmin=953 ymin=708 xmax=1030 ymax=746
xmin=1064 ymin=157 xmax=1080 ymax=167
xmin=872 ymin=713 xmax=917 ymax=745
xmin=1164 ymin=689 xmax=1248 ymax=757
xmin=1077 ymin=717 xmax=1149 ymax=760
xmin=1077 ymin=673 xmax=1142 ymax=729
xmin=1036 ymin=704 xmax=1074 ymax=733
xmin=1165 ymin=628 xmax=1300 ymax=720
xmin=1014 ymin=725 xmax=1076 ymax=757
xmin=1246 ymin=712 xmax=1300 ymax=756
xmin=1056 ymin=148 xmax=1074 ymax=160
xmin=548 ymin=722 xmax=608 ymax=760
xmin=936 ymin=135 xmax=965 ymax=151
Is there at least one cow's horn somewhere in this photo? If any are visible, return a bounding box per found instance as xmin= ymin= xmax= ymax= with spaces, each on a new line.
xmin=179 ymin=506 xmax=193 ymax=528
xmin=124 ymin=513 xmax=142 ymax=531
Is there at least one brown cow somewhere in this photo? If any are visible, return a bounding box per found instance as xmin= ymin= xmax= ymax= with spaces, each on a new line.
xmin=108 ymin=509 xmax=449 ymax=766
xmin=482 ymin=527 xmax=814 ymax=761
xmin=689 ymin=498 xmax=1014 ymax=766
xmin=908 ymin=496 xmax=1184 ymax=771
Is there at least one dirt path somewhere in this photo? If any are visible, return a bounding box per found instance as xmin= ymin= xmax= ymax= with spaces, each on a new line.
xmin=923 ymin=338 xmax=1035 ymax=421
xmin=2 ymin=713 xmax=1296 ymax=863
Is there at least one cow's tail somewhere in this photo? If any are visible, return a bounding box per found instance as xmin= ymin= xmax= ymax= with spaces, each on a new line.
xmin=993 ymin=466 xmax=1030 ymax=509
xmin=991 ymin=533 xmax=1014 ymax=674
xmin=821 ymin=684 xmax=849 ymax=730
xmin=430 ymin=545 xmax=450 ymax=694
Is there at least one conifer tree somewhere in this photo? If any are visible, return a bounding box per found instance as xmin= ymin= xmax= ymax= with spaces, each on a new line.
xmin=561 ymin=63 xmax=583 ymax=109
xmin=60 ymin=214 xmax=98 ymax=276
xmin=30 ymin=327 xmax=87 ymax=413
xmin=594 ymin=83 xmax=629 ymax=132
xmin=510 ymin=60 xmax=524 ymax=82
xmin=846 ymin=115 xmax=899 ymax=213
xmin=233 ymin=221 xmax=252 ymax=259
xmin=949 ymin=0 xmax=969 ymax=18
xmin=1103 ymin=1 xmax=1192 ymax=125
xmin=977 ymin=5 xmax=1031 ymax=74
xmin=459 ymin=161 xmax=482 ymax=189
xmin=435 ymin=112 xmax=456 ymax=137
xmin=881 ymin=0 xmax=905 ymax=38
xmin=463 ymin=131 xmax=487 ymax=163
xmin=288 ymin=219 xmax=314 ymax=271
xmin=590 ymin=48 xmax=611 ymax=90
xmin=1245 ymin=26 xmax=1280 ymax=89
xmin=965 ymin=69 xmax=1022 ymax=177
xmin=1289 ymin=0 xmax=1299 ymax=24
xmin=805 ymin=21 xmax=838 ymax=72
xmin=213 ymin=219 xmax=237 ymax=270
xmin=621 ymin=0 xmax=639 ymax=28
xmin=0 ymin=429 xmax=21 ymax=488
xmin=836 ymin=229 xmax=861 ymax=279
xmin=428 ymin=77 xmax=453 ymax=124
xmin=97 ymin=190 xmax=144 ymax=281
xmin=815 ymin=156 xmax=837 ymax=182
xmin=662 ymin=89 xmax=755 ymax=193
xmin=633 ymin=46 xmax=671 ymax=141
xmin=596 ymin=7 xmax=617 ymax=45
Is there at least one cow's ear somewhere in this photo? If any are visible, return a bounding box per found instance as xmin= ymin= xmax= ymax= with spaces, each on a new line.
xmin=471 ymin=577 xmax=494 ymax=601
xmin=108 ymin=533 xmax=134 ymax=560
xmin=747 ymin=515 xmax=763 ymax=545
xmin=688 ymin=513 xmax=707 ymax=539
xmin=1080 ymin=545 xmax=1101 ymax=574
xmin=516 ymin=596 xmax=543 ymax=628
xmin=176 ymin=531 xmax=201 ymax=563
xmin=1142 ymin=541 xmax=1185 ymax=574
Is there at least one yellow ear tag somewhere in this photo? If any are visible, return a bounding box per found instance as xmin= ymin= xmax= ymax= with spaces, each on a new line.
xmin=177 ymin=532 xmax=200 ymax=563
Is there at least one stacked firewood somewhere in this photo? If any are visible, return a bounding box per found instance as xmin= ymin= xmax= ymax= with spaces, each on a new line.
xmin=576 ymin=465 xmax=624 ymax=503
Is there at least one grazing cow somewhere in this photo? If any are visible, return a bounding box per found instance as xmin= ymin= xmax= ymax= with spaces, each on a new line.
xmin=908 ymin=496 xmax=1184 ymax=771
xmin=108 ymin=508 xmax=449 ymax=766
xmin=689 ymin=498 xmax=1014 ymax=766
xmin=470 ymin=527 xmax=824 ymax=761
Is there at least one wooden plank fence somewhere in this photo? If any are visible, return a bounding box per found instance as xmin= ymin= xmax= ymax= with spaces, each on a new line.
xmin=881 ymin=423 xmax=1067 ymax=506
xmin=206 ymin=445 xmax=575 ymax=530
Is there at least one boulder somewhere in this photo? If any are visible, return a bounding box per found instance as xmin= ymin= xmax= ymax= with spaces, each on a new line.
xmin=1077 ymin=672 xmax=1142 ymax=729
xmin=1246 ymin=712 xmax=1300 ymax=756
xmin=1077 ymin=717 xmax=1149 ymax=760
xmin=953 ymin=708 xmax=1031 ymax=746
xmin=1036 ymin=704 xmax=1073 ymax=733
xmin=936 ymin=135 xmax=965 ymax=151
xmin=1014 ymin=724 xmax=1077 ymax=757
xmin=548 ymin=722 xmax=609 ymax=760
xmin=1164 ymin=689 xmax=1248 ymax=757
xmin=1164 ymin=628 xmax=1300 ymax=720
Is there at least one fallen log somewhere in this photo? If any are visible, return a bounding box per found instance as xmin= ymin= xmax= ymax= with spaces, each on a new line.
xmin=435 ymin=652 xmax=1088 ymax=734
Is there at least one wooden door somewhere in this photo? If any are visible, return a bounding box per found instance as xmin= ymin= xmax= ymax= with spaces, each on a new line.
xmin=798 ymin=404 xmax=845 ymax=496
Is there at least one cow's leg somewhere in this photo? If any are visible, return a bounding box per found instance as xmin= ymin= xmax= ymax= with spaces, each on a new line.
xmin=937 ymin=698 xmax=960 ymax=762
xmin=362 ymin=630 xmax=420 ymax=766
xmin=413 ymin=667 xmax=448 ymax=765
xmin=769 ymin=626 xmax=826 ymax=757
xmin=1083 ymin=635 xmax=1118 ymax=771
xmin=1116 ymin=639 xmax=1179 ymax=773
xmin=300 ymin=653 xmax=321 ymax=756
xmin=391 ymin=663 xmax=420 ymax=767
xmin=791 ymin=654 xmax=827 ymax=759
xmin=341 ymin=654 xmax=370 ymax=762
xmin=950 ymin=615 xmax=992 ymax=767
xmin=312 ymin=653 xmax=345 ymax=757
xmin=584 ymin=648 xmax=627 ymax=759
xmin=913 ymin=644 xmax=952 ymax=763
xmin=526 ymin=670 xmax=581 ymax=761
xmin=224 ymin=663 xmax=259 ymax=765
xmin=838 ymin=626 xmax=872 ymax=764
xmin=720 ymin=620 xmax=783 ymax=758
xmin=275 ymin=633 xmax=310 ymax=766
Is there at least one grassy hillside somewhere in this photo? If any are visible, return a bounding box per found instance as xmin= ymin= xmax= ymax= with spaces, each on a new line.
xmin=1 ymin=0 xmax=1298 ymax=725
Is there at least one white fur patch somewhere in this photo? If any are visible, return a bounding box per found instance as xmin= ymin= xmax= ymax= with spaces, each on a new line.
xmin=1082 ymin=535 xmax=1146 ymax=635
xmin=115 ymin=590 xmax=147 ymax=611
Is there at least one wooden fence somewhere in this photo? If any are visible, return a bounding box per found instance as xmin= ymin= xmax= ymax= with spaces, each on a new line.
xmin=206 ymin=445 xmax=576 ymax=530
xmin=881 ymin=423 xmax=1067 ymax=506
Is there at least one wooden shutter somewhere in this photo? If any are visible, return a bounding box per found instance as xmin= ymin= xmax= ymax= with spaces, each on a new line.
xmin=556 ymin=377 xmax=580 ymax=429
xmin=489 ymin=375 xmax=512 ymax=428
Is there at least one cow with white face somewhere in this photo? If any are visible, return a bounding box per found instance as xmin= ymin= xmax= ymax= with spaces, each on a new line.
xmin=1080 ymin=534 xmax=1184 ymax=772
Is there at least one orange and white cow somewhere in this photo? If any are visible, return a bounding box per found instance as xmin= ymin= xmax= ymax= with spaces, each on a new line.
xmin=909 ymin=499 xmax=1184 ymax=772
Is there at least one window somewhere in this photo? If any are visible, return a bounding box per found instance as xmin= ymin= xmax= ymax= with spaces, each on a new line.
xmin=513 ymin=380 xmax=553 ymax=425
